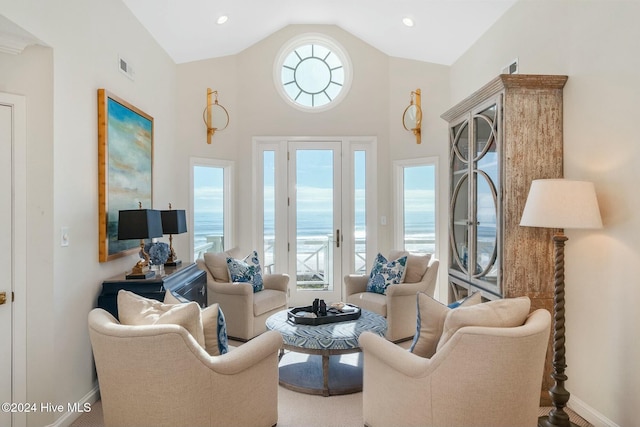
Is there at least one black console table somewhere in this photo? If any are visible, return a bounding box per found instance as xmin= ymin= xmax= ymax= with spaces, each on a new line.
xmin=98 ymin=262 xmax=207 ymax=319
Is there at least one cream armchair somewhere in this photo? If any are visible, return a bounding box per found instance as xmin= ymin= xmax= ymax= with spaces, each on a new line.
xmin=345 ymin=251 xmax=439 ymax=342
xmin=197 ymin=252 xmax=289 ymax=341
xmin=359 ymin=308 xmax=551 ymax=427
xmin=88 ymin=308 xmax=282 ymax=427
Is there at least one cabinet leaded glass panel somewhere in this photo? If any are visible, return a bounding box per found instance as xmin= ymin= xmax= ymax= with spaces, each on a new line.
xmin=449 ymin=97 xmax=501 ymax=296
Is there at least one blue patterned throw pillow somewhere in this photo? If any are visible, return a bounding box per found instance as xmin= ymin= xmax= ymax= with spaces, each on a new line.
xmin=226 ymin=250 xmax=264 ymax=293
xmin=365 ymin=253 xmax=408 ymax=294
xmin=216 ymin=306 xmax=229 ymax=354
xmin=201 ymin=302 xmax=229 ymax=356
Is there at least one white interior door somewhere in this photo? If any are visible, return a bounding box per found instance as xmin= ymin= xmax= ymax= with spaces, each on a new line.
xmin=287 ymin=141 xmax=342 ymax=307
xmin=0 ymin=102 xmax=13 ymax=427
xmin=1 ymin=92 xmax=27 ymax=427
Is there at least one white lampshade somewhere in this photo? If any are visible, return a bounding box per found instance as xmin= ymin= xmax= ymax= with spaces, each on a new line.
xmin=520 ymin=179 xmax=603 ymax=229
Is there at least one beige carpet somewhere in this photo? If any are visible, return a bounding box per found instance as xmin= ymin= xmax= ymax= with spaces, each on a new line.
xmin=73 ymin=338 xmax=592 ymax=427
xmin=71 ymin=388 xmax=593 ymax=427
xmin=70 ymin=386 xmax=362 ymax=427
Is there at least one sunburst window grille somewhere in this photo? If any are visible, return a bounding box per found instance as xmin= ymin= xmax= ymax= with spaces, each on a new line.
xmin=274 ymin=34 xmax=352 ymax=112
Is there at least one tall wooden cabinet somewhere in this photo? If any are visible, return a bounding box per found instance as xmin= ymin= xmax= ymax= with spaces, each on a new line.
xmin=442 ymin=75 xmax=567 ymax=404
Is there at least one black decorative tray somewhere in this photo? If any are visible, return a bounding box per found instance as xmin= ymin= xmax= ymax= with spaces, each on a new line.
xmin=287 ymin=304 xmax=361 ymax=326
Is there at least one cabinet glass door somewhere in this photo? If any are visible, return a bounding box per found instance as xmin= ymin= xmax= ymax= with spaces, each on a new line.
xmin=448 ymin=97 xmax=501 ymax=297
xmin=472 ymin=104 xmax=499 ymax=287
xmin=449 ymin=120 xmax=470 ymax=276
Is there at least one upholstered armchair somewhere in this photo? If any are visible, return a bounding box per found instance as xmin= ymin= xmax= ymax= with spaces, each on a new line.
xmin=345 ymin=251 xmax=439 ymax=342
xmin=88 ymin=308 xmax=283 ymax=427
xmin=197 ymin=252 xmax=289 ymax=341
xmin=359 ymin=307 xmax=551 ymax=427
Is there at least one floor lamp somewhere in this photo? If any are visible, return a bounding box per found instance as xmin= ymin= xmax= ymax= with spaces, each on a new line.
xmin=520 ymin=179 xmax=602 ymax=427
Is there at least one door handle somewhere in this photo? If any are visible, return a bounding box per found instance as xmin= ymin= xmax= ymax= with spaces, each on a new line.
xmin=336 ymin=229 xmax=340 ymax=248
xmin=0 ymin=292 xmax=6 ymax=305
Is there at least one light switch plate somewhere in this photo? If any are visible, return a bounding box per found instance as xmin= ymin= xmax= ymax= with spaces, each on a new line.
xmin=61 ymin=227 xmax=69 ymax=247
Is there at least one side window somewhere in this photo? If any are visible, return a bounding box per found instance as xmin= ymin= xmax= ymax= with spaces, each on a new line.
xmin=353 ymin=150 xmax=367 ymax=273
xmin=263 ymin=150 xmax=276 ymax=272
xmin=394 ymin=158 xmax=438 ymax=254
xmin=190 ymin=158 xmax=234 ymax=260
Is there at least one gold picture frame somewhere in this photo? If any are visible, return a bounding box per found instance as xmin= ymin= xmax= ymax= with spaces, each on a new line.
xmin=98 ymin=89 xmax=154 ymax=262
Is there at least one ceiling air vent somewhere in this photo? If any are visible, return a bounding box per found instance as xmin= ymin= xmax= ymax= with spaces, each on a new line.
xmin=118 ymin=54 xmax=135 ymax=80
xmin=502 ymin=58 xmax=519 ymax=75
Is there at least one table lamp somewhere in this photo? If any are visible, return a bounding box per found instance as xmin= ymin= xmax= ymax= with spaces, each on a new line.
xmin=117 ymin=206 xmax=163 ymax=279
xmin=161 ymin=204 xmax=187 ymax=267
xmin=520 ymin=179 xmax=602 ymax=427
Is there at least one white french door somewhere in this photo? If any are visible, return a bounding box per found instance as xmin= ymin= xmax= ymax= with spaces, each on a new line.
xmin=287 ymin=142 xmax=342 ymax=306
xmin=253 ymin=136 xmax=377 ymax=309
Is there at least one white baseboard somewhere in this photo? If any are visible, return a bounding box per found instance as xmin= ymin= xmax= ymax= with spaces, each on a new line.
xmin=569 ymin=395 xmax=619 ymax=427
xmin=46 ymin=384 xmax=100 ymax=427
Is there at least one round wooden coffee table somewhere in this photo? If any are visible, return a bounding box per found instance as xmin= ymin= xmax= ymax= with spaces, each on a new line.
xmin=265 ymin=308 xmax=387 ymax=396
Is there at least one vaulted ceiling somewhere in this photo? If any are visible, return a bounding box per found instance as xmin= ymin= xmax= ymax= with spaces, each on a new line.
xmin=121 ymin=0 xmax=517 ymax=65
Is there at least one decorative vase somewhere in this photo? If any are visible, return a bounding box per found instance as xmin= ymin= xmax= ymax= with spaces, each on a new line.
xmin=144 ymin=242 xmax=170 ymax=269
xmin=150 ymin=263 xmax=164 ymax=275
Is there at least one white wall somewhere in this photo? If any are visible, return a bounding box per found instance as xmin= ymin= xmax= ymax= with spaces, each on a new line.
xmin=451 ymin=1 xmax=640 ymax=425
xmin=177 ymin=25 xmax=451 ymax=294
xmin=0 ymin=0 xmax=178 ymax=425
xmin=0 ymin=43 xmax=54 ymax=427
xmin=387 ymin=57 xmax=450 ymax=300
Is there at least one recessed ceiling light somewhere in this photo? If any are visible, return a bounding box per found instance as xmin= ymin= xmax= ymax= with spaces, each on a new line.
xmin=402 ymin=17 xmax=414 ymax=27
xmin=217 ymin=15 xmax=228 ymax=25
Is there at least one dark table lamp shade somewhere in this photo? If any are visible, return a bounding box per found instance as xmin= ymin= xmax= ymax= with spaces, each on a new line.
xmin=117 ymin=209 xmax=164 ymax=240
xmin=161 ymin=209 xmax=187 ymax=235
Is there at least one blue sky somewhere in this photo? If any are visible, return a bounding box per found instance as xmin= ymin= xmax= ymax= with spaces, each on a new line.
xmin=192 ymin=153 xmax=436 ymax=218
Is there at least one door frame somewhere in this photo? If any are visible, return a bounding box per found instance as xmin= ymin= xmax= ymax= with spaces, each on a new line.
xmin=1 ymin=92 xmax=28 ymax=427
xmin=252 ymin=136 xmax=378 ymax=305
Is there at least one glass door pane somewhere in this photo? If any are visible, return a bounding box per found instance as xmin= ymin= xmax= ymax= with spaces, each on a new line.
xmin=450 ymin=173 xmax=469 ymax=274
xmin=472 ymin=105 xmax=498 ymax=284
xmin=449 ymin=120 xmax=470 ymax=275
xmin=288 ymin=143 xmax=342 ymax=306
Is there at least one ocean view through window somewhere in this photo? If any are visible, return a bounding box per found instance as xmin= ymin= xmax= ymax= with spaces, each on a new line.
xmin=192 ymin=159 xmax=234 ymax=260
xmin=395 ymin=159 xmax=437 ymax=255
xmin=192 ymin=151 xmax=435 ymax=279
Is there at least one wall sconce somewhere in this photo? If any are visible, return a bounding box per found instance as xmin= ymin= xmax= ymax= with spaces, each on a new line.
xmin=202 ymin=88 xmax=229 ymax=144
xmin=161 ymin=203 xmax=187 ymax=267
xmin=117 ymin=202 xmax=163 ymax=279
xmin=403 ymin=89 xmax=422 ymax=144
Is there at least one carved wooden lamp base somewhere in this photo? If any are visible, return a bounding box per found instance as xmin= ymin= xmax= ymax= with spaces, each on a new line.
xmin=538 ymin=233 xmax=578 ymax=427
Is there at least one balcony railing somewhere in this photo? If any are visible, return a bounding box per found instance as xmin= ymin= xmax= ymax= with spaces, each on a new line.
xmin=196 ymin=234 xmax=434 ymax=289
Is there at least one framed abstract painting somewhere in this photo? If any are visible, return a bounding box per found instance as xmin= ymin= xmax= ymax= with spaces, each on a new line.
xmin=98 ymin=89 xmax=154 ymax=262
